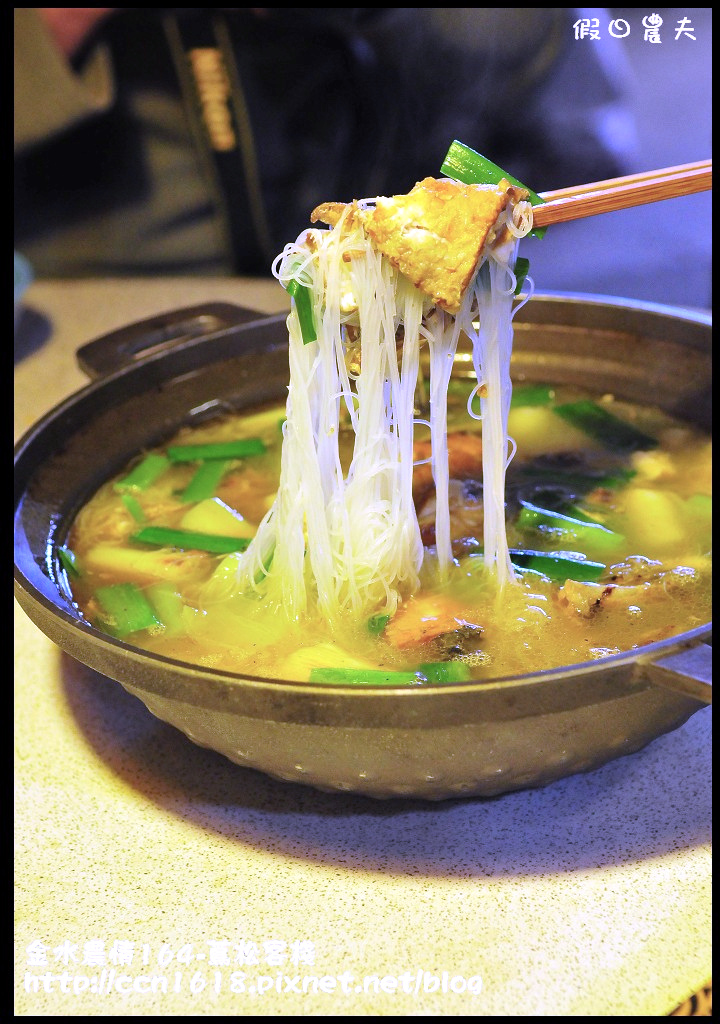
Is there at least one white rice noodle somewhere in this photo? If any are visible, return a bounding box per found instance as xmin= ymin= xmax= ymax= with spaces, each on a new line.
xmin=462 ymin=241 xmax=521 ymax=588
xmin=226 ymin=216 xmax=424 ymax=626
xmin=423 ymin=308 xmax=463 ymax=574
xmin=221 ymin=197 xmax=529 ymax=623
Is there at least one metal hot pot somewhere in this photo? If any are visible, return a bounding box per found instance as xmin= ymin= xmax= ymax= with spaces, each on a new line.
xmin=14 ymin=294 xmax=712 ymax=799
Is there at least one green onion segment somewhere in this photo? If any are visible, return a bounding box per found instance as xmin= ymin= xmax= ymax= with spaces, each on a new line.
xmin=286 ymin=277 xmax=317 ymax=345
xmin=120 ymin=493 xmax=146 ymax=523
xmin=95 ymin=582 xmax=160 ymax=637
xmin=509 ymin=549 xmax=606 ymax=583
xmin=58 ymin=546 xmax=81 ymax=577
xmin=167 ymin=439 xmax=266 ymax=462
xmin=180 ymin=459 xmax=231 ymax=503
xmin=132 ymin=526 xmax=251 ymax=554
xmin=514 ymin=257 xmax=531 ymax=294
xmin=113 ymin=453 xmax=170 ymax=492
xmin=441 ymin=139 xmax=547 ymax=238
xmin=367 ymin=613 xmax=391 ymax=635
xmin=309 ymin=661 xmax=472 ymax=686
xmin=552 ymin=401 xmax=658 ymax=452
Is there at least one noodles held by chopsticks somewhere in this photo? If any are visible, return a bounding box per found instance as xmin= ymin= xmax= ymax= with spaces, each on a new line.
xmin=208 ymin=177 xmax=533 ymax=625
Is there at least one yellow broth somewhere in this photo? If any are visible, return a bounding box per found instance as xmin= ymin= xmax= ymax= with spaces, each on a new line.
xmin=64 ymin=383 xmax=712 ymax=684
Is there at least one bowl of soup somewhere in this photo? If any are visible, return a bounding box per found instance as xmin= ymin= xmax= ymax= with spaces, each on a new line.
xmin=13 ymin=295 xmax=711 ymax=799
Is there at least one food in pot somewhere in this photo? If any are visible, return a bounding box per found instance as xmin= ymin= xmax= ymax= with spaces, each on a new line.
xmin=62 ymin=380 xmax=711 ymax=683
xmin=59 ymin=171 xmax=711 ymax=684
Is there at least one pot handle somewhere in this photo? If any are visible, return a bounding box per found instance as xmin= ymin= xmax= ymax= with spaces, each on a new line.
xmin=76 ymin=303 xmax=271 ymax=379
xmin=644 ymin=642 xmax=712 ymax=704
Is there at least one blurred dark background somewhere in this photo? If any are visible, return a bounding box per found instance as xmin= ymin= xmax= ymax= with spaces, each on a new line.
xmin=15 ymin=8 xmax=711 ymax=310
xmin=523 ymin=7 xmax=712 ymax=310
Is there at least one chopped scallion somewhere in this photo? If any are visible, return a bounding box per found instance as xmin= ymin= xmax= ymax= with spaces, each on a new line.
xmin=132 ymin=526 xmax=252 ymax=554
xmin=440 ymin=140 xmax=547 ymax=238
xmin=286 ymin=277 xmax=317 ymax=345
xmin=367 ymin=613 xmax=390 ymax=635
xmin=309 ymin=667 xmax=421 ymax=686
xmin=95 ymin=583 xmax=160 ymax=637
xmin=518 ymin=497 xmax=618 ymax=532
xmin=518 ymin=501 xmax=611 ymax=532
xmin=553 ymin=400 xmax=658 ymax=452
xmin=418 ymin=661 xmax=472 ymax=683
xmin=509 ymin=549 xmax=606 ymax=583
xmin=58 ymin=546 xmax=81 ymax=577
xmin=309 ymin=660 xmax=472 ymax=686
xmin=514 ymin=256 xmax=531 ymax=294
xmin=517 ymin=500 xmax=624 ymax=556
xmin=565 ymin=504 xmax=605 ymax=525
xmin=180 ymin=459 xmax=231 ymax=503
xmin=167 ymin=439 xmax=266 ymax=462
xmin=113 ymin=453 xmax=169 ymax=492
xmin=120 ymin=493 xmax=146 ymax=523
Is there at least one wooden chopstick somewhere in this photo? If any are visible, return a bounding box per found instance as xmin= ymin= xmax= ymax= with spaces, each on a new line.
xmin=537 ymin=160 xmax=711 ymax=202
xmin=532 ymin=159 xmax=712 ymax=228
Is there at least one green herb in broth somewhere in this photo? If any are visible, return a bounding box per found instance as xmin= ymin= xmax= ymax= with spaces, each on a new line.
xmin=132 ymin=525 xmax=252 ymax=554
xmin=64 ymin=384 xmax=711 ymax=684
xmin=94 ymin=582 xmax=161 ymax=638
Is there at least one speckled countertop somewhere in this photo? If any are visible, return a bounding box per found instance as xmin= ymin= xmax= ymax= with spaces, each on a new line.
xmin=14 ymin=278 xmax=711 ymax=1016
